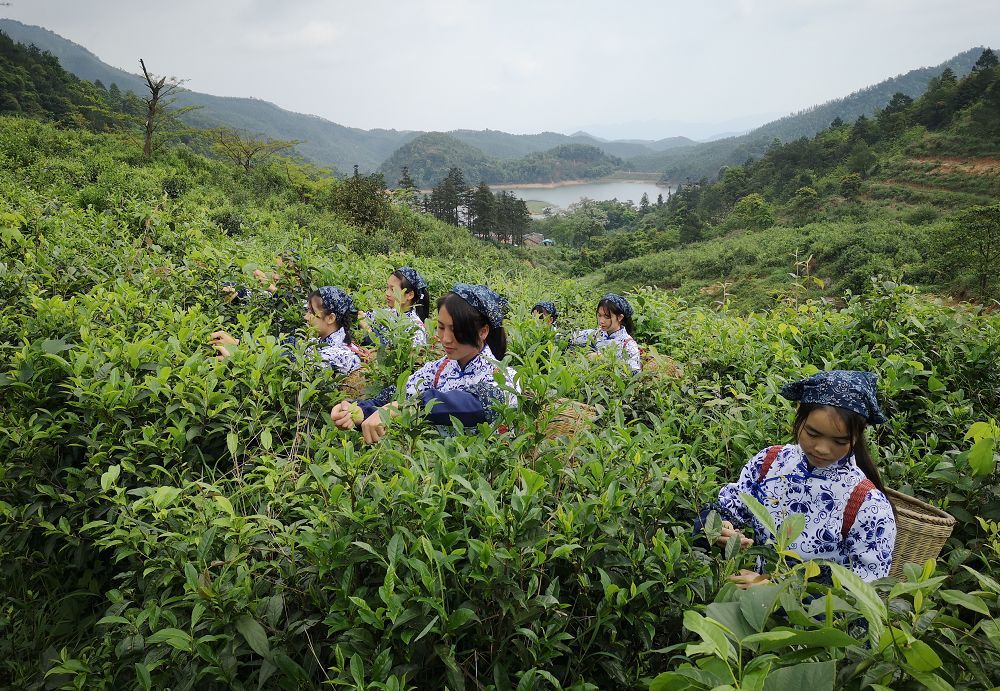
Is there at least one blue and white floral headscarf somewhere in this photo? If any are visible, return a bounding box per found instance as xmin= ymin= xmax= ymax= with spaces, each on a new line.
xmin=314 ymin=286 xmax=357 ymax=322
xmin=451 ymin=283 xmax=507 ymax=329
xmin=532 ymin=301 xmax=558 ymax=320
xmin=781 ymin=370 xmax=887 ymax=424
xmin=599 ymin=293 xmax=633 ymax=319
xmin=396 ymin=266 xmax=428 ymax=292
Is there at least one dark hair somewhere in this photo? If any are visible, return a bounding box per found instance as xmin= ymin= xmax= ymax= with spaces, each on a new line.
xmin=793 ymin=403 xmax=896 ymax=518
xmin=597 ymin=297 xmax=635 ymax=335
xmin=437 ymin=292 xmax=507 ymax=360
xmin=307 ymin=290 xmax=356 ymax=346
xmin=392 ymin=269 xmax=430 ymax=321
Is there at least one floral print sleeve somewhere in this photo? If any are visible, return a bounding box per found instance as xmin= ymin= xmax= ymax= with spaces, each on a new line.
xmin=715 ymin=447 xmax=770 ymax=529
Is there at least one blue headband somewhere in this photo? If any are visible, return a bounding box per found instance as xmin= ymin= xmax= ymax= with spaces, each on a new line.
xmin=451 ymin=283 xmax=507 ymax=329
xmin=395 ymin=266 xmax=427 ymax=292
xmin=599 ymin=293 xmax=633 ymax=319
xmin=781 ymin=370 xmax=887 ymax=425
xmin=533 ymin=301 xmax=558 ymax=319
xmin=314 ymin=286 xmax=357 ymax=323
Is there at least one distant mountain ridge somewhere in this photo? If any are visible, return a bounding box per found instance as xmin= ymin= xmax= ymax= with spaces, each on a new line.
xmin=627 ymin=46 xmax=996 ymax=182
xmin=0 ymin=19 xmax=677 ymax=176
xmin=2 ymin=18 xmax=994 ymax=186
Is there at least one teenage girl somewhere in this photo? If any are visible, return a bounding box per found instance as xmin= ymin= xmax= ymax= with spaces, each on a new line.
xmin=705 ymin=370 xmax=897 ymax=584
xmin=331 ymin=283 xmax=517 ymax=443
xmin=568 ymin=293 xmax=641 ymax=373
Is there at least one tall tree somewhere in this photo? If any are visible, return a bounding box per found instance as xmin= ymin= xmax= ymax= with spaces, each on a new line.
xmin=469 ymin=182 xmax=496 ymax=240
xmin=397 ymin=166 xmax=420 ymax=211
xmin=138 ymin=59 xmax=195 ymax=158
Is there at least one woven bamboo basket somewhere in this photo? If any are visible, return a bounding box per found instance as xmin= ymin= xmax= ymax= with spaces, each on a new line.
xmin=641 ymin=352 xmax=681 ymax=378
xmin=340 ymin=368 xmax=367 ymax=398
xmin=886 ymin=488 xmax=956 ymax=579
xmin=543 ymin=398 xmax=598 ymax=440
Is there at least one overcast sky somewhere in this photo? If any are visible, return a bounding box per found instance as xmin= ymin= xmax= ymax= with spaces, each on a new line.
xmin=3 ymin=0 xmax=998 ymax=138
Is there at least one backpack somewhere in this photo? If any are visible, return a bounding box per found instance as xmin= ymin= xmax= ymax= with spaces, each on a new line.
xmin=756 ymin=445 xmax=874 ymax=540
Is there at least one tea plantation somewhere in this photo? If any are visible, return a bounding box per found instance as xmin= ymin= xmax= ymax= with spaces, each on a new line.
xmin=2 ymin=116 xmax=1000 ymax=689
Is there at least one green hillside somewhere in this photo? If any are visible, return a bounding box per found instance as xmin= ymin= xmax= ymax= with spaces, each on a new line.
xmin=540 ymin=51 xmax=1000 ymax=311
xmin=628 ymin=46 xmax=995 ymax=182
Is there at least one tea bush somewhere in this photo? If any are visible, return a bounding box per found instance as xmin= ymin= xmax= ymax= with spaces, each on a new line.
xmin=2 ymin=115 xmax=1000 ymax=689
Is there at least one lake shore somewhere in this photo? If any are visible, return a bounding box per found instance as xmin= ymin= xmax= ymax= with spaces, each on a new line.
xmin=495 ymin=177 xmax=669 ymax=190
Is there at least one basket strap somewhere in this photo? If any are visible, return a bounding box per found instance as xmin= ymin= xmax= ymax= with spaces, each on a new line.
xmin=842 ymin=479 xmax=875 ymax=540
xmin=432 ymin=359 xmax=450 ymax=388
xmin=756 ymin=445 xmax=785 ymax=483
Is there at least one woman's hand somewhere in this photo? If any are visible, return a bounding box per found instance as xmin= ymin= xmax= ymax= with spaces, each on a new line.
xmin=360 ymin=402 xmax=401 ymax=444
xmin=729 ymin=569 xmax=771 ymax=589
xmin=717 ymin=520 xmax=754 ymax=549
xmin=210 ymin=330 xmax=239 ymax=359
xmin=330 ymin=401 xmax=359 ymax=430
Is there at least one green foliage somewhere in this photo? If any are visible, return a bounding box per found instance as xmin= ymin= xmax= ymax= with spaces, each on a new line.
xmin=930 ymin=203 xmax=1000 ymax=300
xmin=729 ymin=193 xmax=775 ymax=231
xmin=3 ymin=100 xmax=1000 ymax=689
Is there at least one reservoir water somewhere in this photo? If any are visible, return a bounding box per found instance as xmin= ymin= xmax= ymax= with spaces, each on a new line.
xmin=493 ymin=179 xmax=673 ymax=211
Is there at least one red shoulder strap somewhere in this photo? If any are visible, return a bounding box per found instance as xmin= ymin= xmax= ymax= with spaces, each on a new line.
xmin=432 ymin=359 xmax=450 ymax=388
xmin=756 ymin=445 xmax=785 ymax=483
xmin=842 ymin=479 xmax=875 ymax=539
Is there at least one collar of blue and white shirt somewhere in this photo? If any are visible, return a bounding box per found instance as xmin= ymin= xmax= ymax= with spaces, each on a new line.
xmin=318 ymin=328 xmax=347 ymax=346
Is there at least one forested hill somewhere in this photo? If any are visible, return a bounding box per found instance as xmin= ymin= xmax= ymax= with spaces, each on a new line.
xmin=0 ymin=20 xmax=421 ymax=172
xmin=378 ymin=134 xmax=623 ymax=187
xmin=628 ymin=46 xmax=995 ymax=182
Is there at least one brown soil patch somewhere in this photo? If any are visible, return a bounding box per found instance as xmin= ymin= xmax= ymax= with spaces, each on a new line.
xmin=908 ymin=157 xmax=1000 ymax=175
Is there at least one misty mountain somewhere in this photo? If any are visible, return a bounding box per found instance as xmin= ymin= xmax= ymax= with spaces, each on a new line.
xmin=0 ymin=19 xmax=669 ymax=176
xmin=626 ymin=46 xmax=995 ymax=182
xmin=0 ymin=19 xmax=420 ymax=172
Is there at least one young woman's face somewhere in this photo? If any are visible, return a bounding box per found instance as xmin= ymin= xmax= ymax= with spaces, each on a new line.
xmin=797 ymin=406 xmax=854 ymax=468
xmin=436 ymin=305 xmax=487 ymax=365
xmin=304 ymin=295 xmax=338 ymax=338
xmin=385 ymin=275 xmax=414 ymax=310
xmin=532 ymin=309 xmax=554 ymax=326
xmin=597 ymin=306 xmax=623 ymax=333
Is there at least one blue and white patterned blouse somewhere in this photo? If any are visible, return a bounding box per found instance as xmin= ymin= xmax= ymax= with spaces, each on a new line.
xmin=310 ymin=328 xmax=362 ymax=376
xmin=716 ymin=444 xmax=896 ymax=582
xmin=364 ymin=307 xmax=427 ymax=346
xmin=405 ymin=344 xmax=518 ymax=408
xmin=569 ymin=327 xmax=642 ymax=373
xmin=355 ymin=343 xmax=517 ymax=430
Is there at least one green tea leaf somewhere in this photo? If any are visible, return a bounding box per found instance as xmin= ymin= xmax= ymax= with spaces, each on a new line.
xmin=739 ymin=492 xmax=777 ymax=539
xmin=939 ymin=589 xmax=991 ymax=615
xmin=968 ymin=438 xmax=996 ymax=476
xmin=235 ymin=615 xmax=270 ymax=657
xmin=101 ymin=464 xmax=121 ymax=492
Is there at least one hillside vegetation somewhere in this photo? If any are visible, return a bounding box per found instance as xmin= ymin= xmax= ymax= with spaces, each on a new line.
xmin=533 ymin=51 xmax=1000 ymax=310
